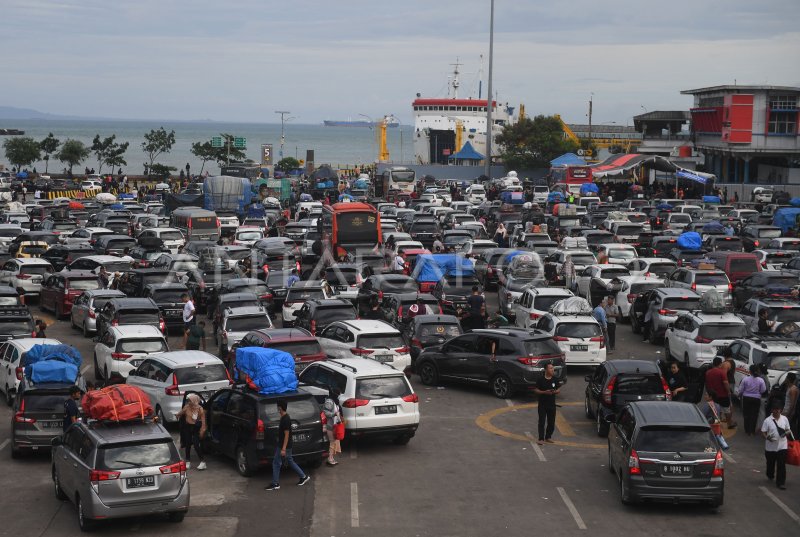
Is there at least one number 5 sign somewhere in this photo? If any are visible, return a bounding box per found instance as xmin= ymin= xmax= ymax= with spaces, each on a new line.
xmin=261 ymin=144 xmax=273 ymax=166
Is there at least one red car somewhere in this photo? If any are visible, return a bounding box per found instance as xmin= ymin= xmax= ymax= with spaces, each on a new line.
xmin=39 ymin=270 xmax=102 ymax=318
xmin=226 ymin=328 xmax=326 ymax=375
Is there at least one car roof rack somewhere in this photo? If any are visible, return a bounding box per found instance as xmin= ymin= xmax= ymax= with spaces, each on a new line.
xmin=328 ymin=359 xmax=358 ymax=373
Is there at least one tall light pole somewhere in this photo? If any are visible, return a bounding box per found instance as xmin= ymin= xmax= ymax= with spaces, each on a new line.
xmin=275 ymin=110 xmax=291 ymax=159
xmin=484 ymin=0 xmax=495 ymax=179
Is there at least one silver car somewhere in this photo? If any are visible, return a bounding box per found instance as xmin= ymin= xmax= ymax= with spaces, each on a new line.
xmin=52 ymin=420 xmax=189 ymax=531
xmin=0 ymin=258 xmax=54 ymax=297
xmin=70 ymin=289 xmax=126 ymax=336
xmin=125 ymin=351 xmax=230 ymax=423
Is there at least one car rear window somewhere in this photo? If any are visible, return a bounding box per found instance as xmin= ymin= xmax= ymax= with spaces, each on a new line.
xmin=226 ymin=315 xmax=271 ymax=332
xmin=358 ymin=334 xmax=404 ymax=349
xmin=555 ymin=322 xmax=601 ymax=338
xmin=176 ymin=363 xmax=228 ymax=384
xmin=412 ymin=222 xmax=439 ymax=231
xmin=663 ymin=297 xmax=701 ymax=310
xmin=152 ymin=289 xmax=185 ymax=303
xmin=269 ymin=340 xmax=323 ymax=357
xmin=98 ymin=439 xmax=178 ymax=470
xmin=203 ymin=271 xmax=236 ymax=284
xmin=729 ymin=258 xmax=758 ymax=272
xmin=615 ymin=225 xmax=642 ymax=235
xmin=315 ymin=306 xmax=357 ymax=324
xmin=286 ymin=288 xmax=325 ymax=301
xmin=523 ymin=339 xmax=562 ymax=357
xmin=534 ymin=294 xmax=570 ymax=312
xmin=759 ymin=229 xmax=782 ymax=238
xmin=21 ymin=393 xmax=67 ymax=412
xmin=68 ymin=278 xmax=100 ymax=290
xmin=695 ymin=273 xmax=729 ymax=285
xmin=646 ymin=263 xmax=676 ymax=277
xmin=630 ymin=282 xmax=662 ymax=295
xmin=698 ymin=324 xmax=747 ymax=340
xmin=419 ymin=324 xmax=462 ymax=338
xmin=600 ymin=267 xmax=629 ymax=278
xmin=355 ymin=376 xmax=412 ymax=400
xmin=635 ymin=427 xmax=716 ymax=453
xmin=119 ymin=310 xmax=159 ymax=324
xmin=20 ymin=265 xmax=51 ymax=275
xmin=570 ymin=254 xmax=596 ymax=265
xmin=607 ymin=248 xmax=636 ymax=259
xmin=261 ymin=397 xmax=318 ymax=421
xmin=670 ymin=214 xmax=691 ymax=223
xmin=614 ymin=374 xmax=664 ymax=395
xmin=326 ymin=268 xmax=358 ymax=285
xmin=104 ymin=261 xmax=133 ymax=273
xmin=769 ymin=308 xmax=800 ymax=323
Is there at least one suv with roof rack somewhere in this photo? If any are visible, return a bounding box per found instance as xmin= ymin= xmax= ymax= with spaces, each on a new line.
xmin=299 ymin=357 xmax=420 ymax=444
xmin=732 ymin=271 xmax=799 ymax=310
xmin=227 ymin=328 xmax=325 ymax=375
xmin=738 ymin=297 xmax=800 ymax=333
xmin=51 ymin=418 xmax=189 ymax=530
xmin=664 ymin=311 xmax=747 ymax=368
xmin=630 ymin=288 xmax=701 ymax=343
xmin=728 ymin=337 xmax=800 ymax=395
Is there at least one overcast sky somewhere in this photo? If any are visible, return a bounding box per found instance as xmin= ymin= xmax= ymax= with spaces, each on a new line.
xmin=3 ymin=0 xmax=799 ymax=125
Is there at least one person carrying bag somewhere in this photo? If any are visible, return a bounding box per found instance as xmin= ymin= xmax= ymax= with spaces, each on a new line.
xmin=323 ymin=388 xmax=344 ymax=466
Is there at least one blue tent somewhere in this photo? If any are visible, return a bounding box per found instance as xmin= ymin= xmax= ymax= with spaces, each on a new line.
xmin=412 ymin=254 xmax=475 ymax=283
xmin=550 ymin=153 xmax=585 ymax=167
xmin=773 ymin=207 xmax=800 ymax=233
xmin=449 ymin=141 xmax=485 ymax=161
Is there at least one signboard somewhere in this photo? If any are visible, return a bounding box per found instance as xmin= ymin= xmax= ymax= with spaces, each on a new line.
xmin=233 ymin=137 xmax=246 ymax=149
xmin=305 ymin=150 xmax=315 ymax=174
xmin=576 ymin=149 xmax=593 ymax=157
xmin=443 ymin=148 xmax=451 ymax=156
xmin=261 ymin=144 xmax=273 ymax=166
xmin=211 ymin=136 xmax=223 ymax=148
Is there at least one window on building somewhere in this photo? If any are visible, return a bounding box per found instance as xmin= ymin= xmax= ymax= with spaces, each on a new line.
xmin=768 ymin=112 xmax=797 ymax=135
xmin=769 ymin=95 xmax=798 ymax=110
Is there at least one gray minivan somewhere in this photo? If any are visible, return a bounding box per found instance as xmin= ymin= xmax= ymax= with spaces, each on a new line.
xmin=170 ymin=208 xmax=221 ymax=243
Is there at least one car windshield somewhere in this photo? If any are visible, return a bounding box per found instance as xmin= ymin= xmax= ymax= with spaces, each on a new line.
xmin=663 ymin=297 xmax=701 ymax=310
xmin=176 ymin=363 xmax=228 ymax=384
xmin=20 ymin=265 xmax=52 ymax=275
xmin=160 ymin=231 xmax=183 ymax=241
xmin=635 ymin=427 xmax=716 ymax=453
xmin=152 ymin=289 xmax=185 ymax=303
xmin=270 ymin=340 xmax=323 ymax=357
xmin=698 ymin=324 xmax=747 ymax=340
xmin=615 ymin=374 xmax=664 ymax=395
xmin=355 ymin=376 xmax=412 ymax=400
xmin=358 ymin=334 xmax=404 ymax=349
xmin=646 ymin=263 xmax=676 ymax=277
xmin=68 ymin=278 xmax=100 ymax=290
xmin=118 ymin=338 xmax=168 ymax=353
xmin=555 ymin=323 xmax=601 ymax=338
xmin=695 ymin=273 xmax=729 ymax=285
xmin=226 ymin=315 xmax=270 ymax=332
xmin=419 ymin=324 xmax=462 ymax=338
xmin=286 ymin=288 xmax=325 ymax=301
xmin=118 ymin=311 xmax=159 ymax=324
xmin=98 ymin=440 xmax=177 ymax=470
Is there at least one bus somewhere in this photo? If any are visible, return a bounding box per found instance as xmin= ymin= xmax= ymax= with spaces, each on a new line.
xmin=550 ymin=164 xmax=593 ymax=196
xmin=378 ymin=166 xmax=416 ymax=197
xmin=170 ymin=208 xmax=221 ymax=243
xmin=319 ymin=202 xmax=382 ymax=260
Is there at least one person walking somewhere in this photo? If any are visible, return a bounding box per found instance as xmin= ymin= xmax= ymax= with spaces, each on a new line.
xmin=63 ymin=386 xmax=81 ymax=433
xmin=705 ymin=357 xmax=737 ymax=429
xmin=592 ymin=301 xmax=608 ymax=348
xmin=782 ymin=372 xmax=799 ymax=436
xmin=393 ymin=252 xmax=406 ymax=274
xmin=534 ymin=363 xmax=560 ymax=445
xmin=667 ymin=361 xmax=689 ymax=402
xmin=265 ymin=399 xmax=311 ymax=491
xmin=322 ymin=389 xmax=343 ymax=466
xmin=603 ymin=295 xmax=620 ymax=353
xmin=34 ymin=319 xmax=48 ymax=338
xmin=286 ymin=269 xmax=300 ymax=289
xmin=467 ymin=286 xmax=486 ymax=330
xmin=181 ymin=293 xmax=196 ymax=348
xmin=761 ymin=400 xmax=795 ymax=490
xmin=560 ymin=254 xmax=576 ymax=291
xmin=185 ymin=321 xmax=207 ymax=351
xmin=175 ymin=394 xmax=207 ymax=470
xmin=737 ymin=365 xmax=767 ymax=436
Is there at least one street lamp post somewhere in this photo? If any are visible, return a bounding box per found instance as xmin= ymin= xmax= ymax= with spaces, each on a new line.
xmin=275 ymin=110 xmax=291 ymax=159
xmin=484 ymin=0 xmax=495 ymax=179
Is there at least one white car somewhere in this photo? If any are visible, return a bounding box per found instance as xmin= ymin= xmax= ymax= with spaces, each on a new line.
xmin=81 ymin=180 xmax=102 ymax=191
xmin=512 ymin=287 xmax=574 ymax=329
xmin=281 ymin=281 xmax=332 ymax=327
xmin=137 ymin=227 xmax=186 ymax=254
xmin=0 ymin=258 xmax=54 ymax=297
xmin=532 ymin=186 xmax=549 ymax=204
xmin=730 ymin=338 xmax=800 ymax=395
xmin=218 ymin=214 xmax=240 ymax=237
xmin=663 ymin=213 xmax=692 ymax=232
xmin=66 ymin=255 xmax=135 ymax=276
xmin=664 ymin=312 xmax=747 ymax=368
xmin=466 ymin=185 xmax=487 ymax=204
xmin=0 ymin=338 xmax=61 ymax=405
xmin=317 ymin=319 xmax=412 ymax=372
xmin=575 ymin=264 xmax=630 ymax=301
xmin=613 ymin=275 xmax=665 ymax=319
xmin=626 ymin=258 xmax=677 ymax=279
xmin=59 ymin=227 xmax=114 ymax=246
xmin=233 ymin=226 xmax=264 ymax=248
xmin=536 ymin=313 xmax=606 ymax=366
xmin=460 ymin=239 xmax=498 ymax=259
xmin=753 ymin=187 xmax=774 ymax=203
xmin=94 ymin=325 xmax=169 ymax=381
xmin=216 ymin=305 xmax=273 ymax=356
xmin=299 ymin=357 xmax=419 ymax=443
xmin=596 ymin=244 xmax=638 ymax=265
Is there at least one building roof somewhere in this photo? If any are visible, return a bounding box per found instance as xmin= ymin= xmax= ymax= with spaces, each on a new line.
xmin=681 ymin=85 xmax=800 ymax=95
xmin=633 ymin=111 xmax=690 ymax=122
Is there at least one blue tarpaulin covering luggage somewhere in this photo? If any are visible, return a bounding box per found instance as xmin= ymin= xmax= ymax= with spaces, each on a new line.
xmin=702 ymin=195 xmax=721 ymax=203
xmin=354 ymin=179 xmax=368 ymax=189
xmin=23 ymin=344 xmax=82 ymax=384
xmin=580 ymin=183 xmax=599 ymax=196
xmin=499 ymin=191 xmax=524 ymax=204
xmin=247 ymin=203 xmax=266 ymax=218
xmin=412 ymin=254 xmax=475 ymax=283
xmin=773 ymin=207 xmax=800 ymax=233
xmin=235 ymin=347 xmax=298 ymax=394
xmin=29 ymin=361 xmax=78 ymax=384
xmin=547 ymin=192 xmax=565 ymax=203
xmin=790 ymin=198 xmax=800 ymax=208
xmin=702 ymin=221 xmax=725 ymax=232
xmin=656 ymin=203 xmax=674 ymax=210
xmin=677 ymin=231 xmax=702 ymax=250
xmin=118 ymin=193 xmax=135 ymax=199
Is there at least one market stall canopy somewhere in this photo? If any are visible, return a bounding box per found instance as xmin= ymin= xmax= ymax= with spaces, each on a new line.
xmin=550 ymin=153 xmax=585 ymax=167
xmin=591 ymin=153 xmax=715 ymax=182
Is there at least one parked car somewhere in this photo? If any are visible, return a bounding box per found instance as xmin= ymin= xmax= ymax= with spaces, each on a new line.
xmin=294 ymin=299 xmax=357 ymax=336
xmin=93 ymin=325 xmax=169 ymax=381
xmin=11 ymin=376 xmax=77 ymax=458
xmin=0 ymin=337 xmax=61 ymax=406
xmin=227 ymin=328 xmax=325 ymax=375
xmin=39 ymin=270 xmax=101 ymax=317
xmin=142 ymin=283 xmax=191 ymax=331
xmin=96 ymin=297 xmax=165 ymax=338
xmin=664 ymin=311 xmax=747 ymax=368
xmin=40 ymin=243 xmax=96 ymax=271
xmin=629 ymin=288 xmax=701 ymax=343
xmin=0 ymin=258 xmax=54 ymax=298
xmin=215 ymin=305 xmax=273 ymax=356
xmin=69 ymin=289 xmax=126 ymax=337
xmin=317 ymin=319 xmax=412 ymax=372
xmin=281 ymin=280 xmax=333 ymax=327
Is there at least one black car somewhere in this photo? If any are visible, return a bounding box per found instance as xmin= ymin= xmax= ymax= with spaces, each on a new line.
xmin=355 ymin=275 xmax=418 ymax=316
xmin=11 ymin=380 xmax=78 ymax=458
xmin=741 ymin=225 xmax=782 ymax=252
xmin=142 ymin=283 xmax=190 ymax=330
xmin=473 ymin=248 xmax=516 ymax=290
xmin=265 ymin=269 xmax=292 ymax=307
xmin=432 ymin=274 xmax=482 ymax=316
xmin=732 ymin=271 xmax=799 ymax=309
xmin=668 ymin=247 xmax=711 ymax=267
xmin=379 ymin=292 xmax=441 ymax=328
xmin=704 ymin=235 xmax=743 ymax=253
xmin=607 ymin=401 xmax=724 ymax=506
xmin=93 ymin=234 xmax=137 ymax=256
xmin=116 ymin=268 xmax=177 ymax=298
xmin=404 ymin=314 xmax=462 ymax=367
xmin=408 ymin=221 xmax=441 ymax=248
xmin=39 ymin=243 xmax=96 ymax=272
xmin=294 ymin=299 xmax=357 ymax=336
xmin=583 ymin=360 xmax=669 ymax=437
xmin=416 ymin=328 xmax=566 ymax=398
xmin=206 ymin=278 xmax=272 ymax=316
xmin=200 ymin=387 xmax=328 ymax=476
xmin=184 ymin=268 xmax=237 ymax=313
xmin=0 ymin=307 xmax=35 ymax=341
xmin=96 ymin=297 xmax=164 ymax=338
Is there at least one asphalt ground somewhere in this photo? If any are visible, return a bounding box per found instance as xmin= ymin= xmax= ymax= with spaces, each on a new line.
xmin=0 ymin=295 xmax=798 ymax=537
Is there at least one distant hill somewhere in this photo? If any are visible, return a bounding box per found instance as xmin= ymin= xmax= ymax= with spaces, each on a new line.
xmin=0 ymin=106 xmax=82 ymax=120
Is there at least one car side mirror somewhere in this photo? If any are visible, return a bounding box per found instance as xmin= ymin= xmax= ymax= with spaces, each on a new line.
xmin=667 ymin=323 xmax=674 ymax=330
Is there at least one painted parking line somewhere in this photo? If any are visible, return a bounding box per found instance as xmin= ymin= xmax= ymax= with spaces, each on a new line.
xmin=760 ymin=486 xmax=800 ymax=525
xmin=524 ymin=431 xmax=547 ymax=462
xmin=557 ymin=487 xmax=587 ymax=530
xmin=505 ymin=399 xmax=514 ymax=407
xmin=721 ymin=451 xmax=736 ymax=464
xmin=555 ymin=412 xmax=576 ymax=437
xmin=350 ymin=446 xmax=358 ymax=460
xmin=0 ymin=439 xmax=9 ymax=451
xmin=350 ymin=482 xmax=360 ymax=528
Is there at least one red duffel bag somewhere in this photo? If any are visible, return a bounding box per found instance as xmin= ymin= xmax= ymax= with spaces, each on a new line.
xmin=82 ymin=385 xmax=154 ymax=422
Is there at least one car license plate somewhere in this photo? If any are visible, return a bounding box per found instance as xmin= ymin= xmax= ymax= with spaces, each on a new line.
xmin=571 ymin=345 xmax=588 ymax=352
xmin=126 ymin=476 xmax=155 ymax=488
xmin=374 ymin=354 xmax=393 ymax=364
xmin=661 ymin=464 xmax=693 ymax=476
xmin=375 ymin=405 xmax=397 ymax=415
xmin=168 ymin=309 xmax=181 ymax=317
xmin=131 ymin=359 xmax=143 ymax=367
xmin=40 ymin=421 xmax=60 ymax=429
xmin=337 ymin=285 xmax=348 ymax=291
xmin=292 ymin=433 xmax=309 ymax=443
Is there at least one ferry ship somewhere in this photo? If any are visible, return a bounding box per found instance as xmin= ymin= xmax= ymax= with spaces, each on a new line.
xmin=413 ymin=62 xmax=514 ymax=165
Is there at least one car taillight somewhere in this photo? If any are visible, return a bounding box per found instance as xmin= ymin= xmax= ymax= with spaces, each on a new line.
xmin=255 ymin=418 xmax=265 ymax=440
xmin=320 ymin=411 xmax=327 ymax=434
xmin=159 ymin=461 xmax=187 ymax=475
xmin=16 ymin=274 xmax=31 ymax=280
xmin=728 ymin=283 xmax=733 ymax=292
xmin=590 ymin=335 xmax=605 ymax=349
xmin=88 ymin=309 xmax=96 ymax=319
xmin=658 ymin=309 xmax=676 ymax=315
xmin=159 ymin=318 xmax=166 ymax=333
xmin=402 ymin=394 xmax=419 ymax=403
xmin=603 ymin=375 xmax=616 ymax=406
xmin=754 ymin=240 xmax=759 ymax=247
xmin=378 ymin=290 xmax=384 ymax=300
xmin=694 ymin=335 xmax=712 ymax=343
xmin=628 ymin=449 xmax=642 ymax=475
xmin=350 ymin=347 xmax=373 ymax=356
xmin=260 ymin=293 xmax=273 ymax=301
xmin=90 ymin=469 xmax=121 ymax=482
xmin=296 ymin=261 xmax=301 ymax=272
xmin=661 ymin=376 xmax=672 ymax=400
xmin=712 ymin=450 xmax=724 ymax=477
xmin=165 ymin=375 xmax=182 ymax=396
xmin=626 ymin=294 xmax=637 ymax=304
xmin=15 ymin=366 xmax=23 ymax=380
xmin=342 ymin=398 xmax=369 ymax=408
xmin=529 ymin=312 xmax=540 ymax=320
xmin=394 ymin=346 xmax=409 ymax=353
xmin=111 ymin=319 xmax=119 ymax=326
xmin=411 ymin=338 xmax=422 ymax=348
xmin=310 ymin=320 xmax=316 ymax=335
xmin=14 ymin=399 xmax=34 ymax=423
xmin=691 ymin=283 xmax=696 ymax=291
xmin=111 ymin=352 xmax=132 ymax=360
xmin=552 ymin=336 xmax=569 ymax=342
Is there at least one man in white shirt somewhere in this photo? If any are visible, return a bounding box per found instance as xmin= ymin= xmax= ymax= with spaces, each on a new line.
xmin=394 ymin=253 xmax=405 ymax=274
xmin=762 ymin=401 xmax=795 ymax=490
xmin=182 ymin=293 xmax=196 ymax=349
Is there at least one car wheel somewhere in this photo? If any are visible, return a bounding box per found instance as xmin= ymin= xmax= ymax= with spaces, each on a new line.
xmin=631 ymin=314 xmax=641 ymax=335
xmin=83 ymin=322 xmax=91 ymax=338
xmin=584 ymin=393 xmax=594 ymax=419
xmin=156 ymin=406 xmax=168 ymax=426
xmin=607 ymin=442 xmax=615 ymax=474
xmin=597 ymin=411 xmax=609 ymax=437
xmin=93 ymin=354 xmax=101 ymax=381
xmin=236 ymin=446 xmax=256 ymax=477
xmin=619 ymin=473 xmax=631 ymax=505
xmin=491 ymin=373 xmax=514 ymax=399
xmin=168 ymin=512 xmax=185 ymax=523
xmin=77 ymin=496 xmax=96 ymax=531
xmin=664 ymin=340 xmax=671 ymax=361
xmin=418 ymin=362 xmax=439 ymax=386
xmin=53 ymin=468 xmax=67 ymax=500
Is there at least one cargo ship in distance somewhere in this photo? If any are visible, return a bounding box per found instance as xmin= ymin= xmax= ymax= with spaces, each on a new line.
xmin=323 ymin=119 xmax=399 ymax=128
xmin=0 ymin=128 xmax=25 ymax=135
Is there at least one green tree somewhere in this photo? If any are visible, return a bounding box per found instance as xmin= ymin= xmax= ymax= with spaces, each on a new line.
xmin=141 ymin=127 xmax=176 ymax=169
xmin=57 ymin=139 xmax=90 ymax=173
xmin=275 ymin=157 xmax=300 ymax=172
xmin=216 ymin=133 xmax=246 ymax=164
xmin=3 ymin=137 xmax=41 ymax=169
xmin=496 ymin=115 xmax=579 ymax=170
xmin=39 ymin=133 xmax=61 ymax=173
xmin=190 ymin=141 xmax=217 ymax=175
xmin=148 ymin=163 xmax=177 ymax=179
xmin=91 ymin=134 xmax=129 ymax=174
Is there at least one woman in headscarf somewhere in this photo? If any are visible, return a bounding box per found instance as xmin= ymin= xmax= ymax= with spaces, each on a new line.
xmin=323 ymin=388 xmax=343 ymax=466
xmin=175 ymin=394 xmax=207 ymax=470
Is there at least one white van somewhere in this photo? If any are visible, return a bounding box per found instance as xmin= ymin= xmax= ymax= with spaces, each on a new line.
xmin=466 ymin=184 xmax=486 ymax=204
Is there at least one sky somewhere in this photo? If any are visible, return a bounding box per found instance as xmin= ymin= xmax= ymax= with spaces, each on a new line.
xmin=2 ymin=0 xmax=799 ymax=125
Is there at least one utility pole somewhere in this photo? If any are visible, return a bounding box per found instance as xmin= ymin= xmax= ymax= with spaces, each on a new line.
xmin=275 ymin=110 xmax=291 ymax=160
xmin=588 ymin=94 xmax=593 ymax=148
xmin=484 ymin=0 xmax=495 ymax=179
